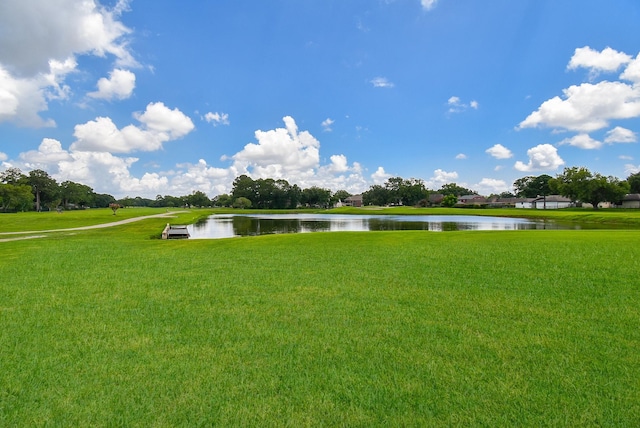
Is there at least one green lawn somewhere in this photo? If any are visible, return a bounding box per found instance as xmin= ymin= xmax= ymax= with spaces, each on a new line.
xmin=1 ymin=209 xmax=639 ymax=425
xmin=0 ymin=207 xmax=191 ymax=233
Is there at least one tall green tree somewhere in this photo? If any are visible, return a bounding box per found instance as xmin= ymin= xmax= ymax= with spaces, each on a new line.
xmin=0 ymin=183 xmax=33 ymax=212
xmin=627 ymin=172 xmax=640 ymax=193
xmin=398 ymin=178 xmax=429 ymax=206
xmin=93 ymin=193 xmax=116 ymax=208
xmin=301 ymin=186 xmax=331 ymax=208
xmin=184 ymin=190 xmax=211 ymax=207
xmin=513 ymin=174 xmax=552 ymax=198
xmin=438 ymin=183 xmax=475 ymax=197
xmin=60 ymin=181 xmax=94 ymax=208
xmin=0 ymin=167 xmax=28 ymax=185
xmin=551 ymin=167 xmax=629 ymax=209
xmin=231 ymin=175 xmax=257 ymax=203
xmin=272 ymin=179 xmax=294 ymax=209
xmin=549 ymin=167 xmax=592 ymax=203
xmin=385 ymin=177 xmax=404 ymax=205
xmin=582 ymin=175 xmax=629 ymax=209
xmin=254 ymin=178 xmax=276 ymax=208
xmin=362 ymin=185 xmax=389 ymax=206
xmin=287 ymin=184 xmax=302 ymax=209
xmin=27 ymin=169 xmax=59 ymax=211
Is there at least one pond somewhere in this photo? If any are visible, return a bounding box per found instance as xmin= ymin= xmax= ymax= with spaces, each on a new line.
xmin=186 ymin=213 xmax=576 ymax=239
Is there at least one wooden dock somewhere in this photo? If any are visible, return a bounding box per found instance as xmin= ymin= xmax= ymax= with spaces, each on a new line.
xmin=162 ymin=224 xmax=190 ymax=239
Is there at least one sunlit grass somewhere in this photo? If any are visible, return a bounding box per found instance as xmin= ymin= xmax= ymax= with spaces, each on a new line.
xmin=1 ymin=213 xmax=639 ymax=425
xmin=0 ymin=207 xmax=211 ymax=233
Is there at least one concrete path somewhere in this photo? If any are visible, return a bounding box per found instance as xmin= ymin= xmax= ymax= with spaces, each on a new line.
xmin=0 ymin=211 xmax=187 ymax=242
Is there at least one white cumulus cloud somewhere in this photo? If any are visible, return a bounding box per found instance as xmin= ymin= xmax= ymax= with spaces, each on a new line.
xmin=0 ymin=59 xmax=77 ymax=127
xmin=514 ymin=144 xmax=564 ymax=172
xmin=232 ymin=116 xmax=320 ymax=180
xmin=558 ymin=134 xmax=602 ymax=150
xmin=620 ymin=54 xmax=640 ymax=83
xmin=170 ymin=159 xmax=232 ymax=196
xmin=11 ymin=138 xmax=233 ymax=199
xmin=371 ymin=167 xmax=390 ymax=184
xmin=485 ymin=144 xmax=513 ymax=159
xmin=567 ymin=46 xmax=632 ymax=75
xmin=0 ymin=0 xmax=136 ymax=126
xmin=135 ymin=102 xmax=194 ymax=139
xmin=88 ymin=68 xmax=135 ymax=100
xmin=425 ymin=169 xmax=459 ymax=189
xmin=71 ymin=102 xmax=194 ymax=153
xmin=0 ymin=0 xmax=135 ymax=75
xmin=225 ymin=117 xmax=372 ymax=193
xmin=328 ymin=154 xmax=349 ymax=173
xmin=8 ymin=115 xmax=376 ymax=199
xmin=518 ymin=81 xmax=640 ymax=132
xmin=604 ymin=126 xmax=637 ymax=144
xmin=474 ymin=178 xmax=508 ymax=195
xmin=520 ymin=47 xmax=640 ymax=133
xmin=20 ymin=138 xmax=73 ymax=166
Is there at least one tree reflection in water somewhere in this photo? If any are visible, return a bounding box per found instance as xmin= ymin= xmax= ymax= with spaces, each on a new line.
xmin=187 ymin=214 xmax=576 ymax=239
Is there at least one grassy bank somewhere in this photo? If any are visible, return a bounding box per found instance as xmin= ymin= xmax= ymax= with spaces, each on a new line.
xmin=1 ymin=211 xmax=639 ymax=425
xmin=0 ymin=208 xmax=210 ymax=234
xmin=3 ymin=206 xmax=640 ymax=234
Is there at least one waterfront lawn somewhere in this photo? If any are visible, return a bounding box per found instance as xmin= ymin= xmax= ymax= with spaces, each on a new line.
xmin=1 ymin=219 xmax=639 ymax=425
xmin=0 ymin=207 xmax=206 ymax=233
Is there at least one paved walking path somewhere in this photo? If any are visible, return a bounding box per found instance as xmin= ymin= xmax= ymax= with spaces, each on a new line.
xmin=0 ymin=211 xmax=187 ymax=242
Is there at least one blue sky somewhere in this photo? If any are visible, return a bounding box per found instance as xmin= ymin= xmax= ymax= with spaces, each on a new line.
xmin=1 ymin=0 xmax=640 ymax=198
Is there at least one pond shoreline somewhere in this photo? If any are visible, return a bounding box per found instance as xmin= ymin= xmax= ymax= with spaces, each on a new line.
xmin=204 ymin=207 xmax=640 ymax=228
xmin=187 ymin=213 xmax=609 ymax=239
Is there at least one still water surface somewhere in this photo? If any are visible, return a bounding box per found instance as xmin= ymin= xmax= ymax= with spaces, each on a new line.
xmin=187 ymin=214 xmax=571 ymax=239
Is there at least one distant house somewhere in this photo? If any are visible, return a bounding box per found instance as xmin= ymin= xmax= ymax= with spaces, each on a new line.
xmin=531 ymin=195 xmax=572 ymax=209
xmin=428 ymin=194 xmax=444 ymax=206
xmin=487 ymin=197 xmax=513 ymax=208
xmin=622 ymin=193 xmax=640 ymax=208
xmin=513 ymin=198 xmax=536 ymax=209
xmin=457 ymin=195 xmax=487 ymax=205
xmin=344 ymin=194 xmax=363 ymax=207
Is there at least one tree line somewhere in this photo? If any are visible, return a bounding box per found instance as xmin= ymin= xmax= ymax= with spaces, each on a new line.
xmin=2 ymin=166 xmax=639 ymax=213
xmin=0 ymin=168 xmax=114 ymax=212
xmin=213 ymin=175 xmax=351 ymax=209
xmin=217 ymin=175 xmax=476 ymax=209
xmin=0 ymin=167 xmax=212 ymax=212
xmin=513 ymin=167 xmax=639 ymax=209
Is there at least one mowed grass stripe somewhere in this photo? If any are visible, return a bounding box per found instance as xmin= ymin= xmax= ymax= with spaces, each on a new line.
xmin=1 ymin=225 xmax=639 ymax=426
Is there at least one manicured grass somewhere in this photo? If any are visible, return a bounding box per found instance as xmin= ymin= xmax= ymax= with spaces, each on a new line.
xmin=1 ymin=212 xmax=639 ymax=425
xmin=0 ymin=207 xmax=186 ymax=233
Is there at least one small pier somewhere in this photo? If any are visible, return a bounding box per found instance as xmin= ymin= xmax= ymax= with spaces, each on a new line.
xmin=162 ymin=224 xmax=190 ymax=239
